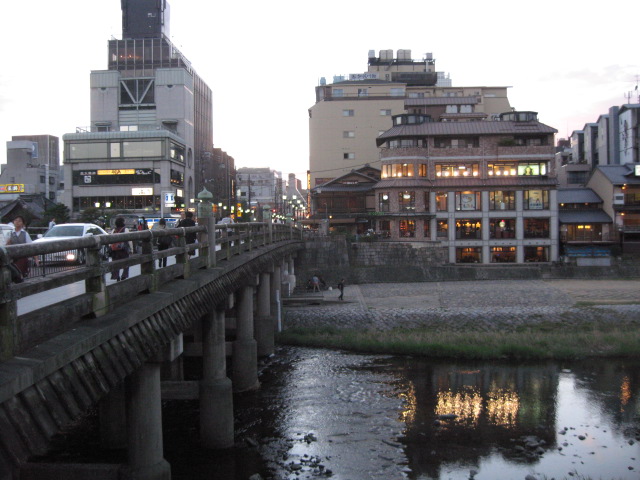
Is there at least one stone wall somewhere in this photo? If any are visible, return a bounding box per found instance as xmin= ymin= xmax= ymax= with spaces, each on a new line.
xmin=295 ymin=235 xmax=640 ymax=285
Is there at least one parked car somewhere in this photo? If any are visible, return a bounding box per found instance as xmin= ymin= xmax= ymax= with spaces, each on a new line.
xmin=0 ymin=223 xmax=15 ymax=247
xmin=33 ymin=223 xmax=109 ymax=264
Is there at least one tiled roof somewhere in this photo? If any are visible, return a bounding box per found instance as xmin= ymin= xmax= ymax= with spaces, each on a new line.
xmin=558 ymin=210 xmax=612 ymax=224
xmin=405 ymin=97 xmax=479 ymax=106
xmin=557 ymin=188 xmax=603 ymax=204
xmin=595 ymin=164 xmax=640 ymax=185
xmin=377 ymin=120 xmax=557 ymax=145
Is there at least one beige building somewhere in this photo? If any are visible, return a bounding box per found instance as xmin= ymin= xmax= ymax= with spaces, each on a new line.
xmin=308 ymin=49 xmax=512 ymax=188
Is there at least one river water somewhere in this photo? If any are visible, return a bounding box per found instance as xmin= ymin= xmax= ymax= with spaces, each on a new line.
xmin=164 ymin=346 xmax=640 ymax=480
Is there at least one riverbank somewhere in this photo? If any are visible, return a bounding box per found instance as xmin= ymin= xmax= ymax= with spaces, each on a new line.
xmin=280 ymin=279 xmax=640 ymax=360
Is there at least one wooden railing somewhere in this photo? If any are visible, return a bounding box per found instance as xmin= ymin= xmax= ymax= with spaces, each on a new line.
xmin=0 ymin=219 xmax=303 ymax=360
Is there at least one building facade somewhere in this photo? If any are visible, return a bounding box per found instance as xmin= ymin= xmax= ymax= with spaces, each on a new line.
xmin=236 ymin=167 xmax=284 ymax=219
xmin=308 ymin=49 xmax=512 ymax=188
xmin=373 ymin=111 xmax=559 ymax=264
xmin=62 ymin=0 xmax=215 ymax=218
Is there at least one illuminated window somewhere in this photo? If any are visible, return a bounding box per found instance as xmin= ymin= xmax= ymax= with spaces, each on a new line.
xmin=436 ymin=163 xmax=479 ymax=177
xmin=379 ymin=193 xmax=390 ymax=212
xmin=457 ymin=247 xmax=481 ymax=263
xmin=436 ymin=219 xmax=448 ymax=238
xmin=489 ymin=218 xmax=516 ymax=238
xmin=523 ymin=218 xmax=549 ymax=238
xmin=435 ymin=192 xmax=448 ymax=211
xmin=489 ymin=191 xmax=516 ymax=210
xmin=523 ymin=190 xmax=549 ymax=210
xmin=455 ymin=191 xmax=481 ymax=211
xmin=456 ymin=219 xmax=482 ymax=239
xmin=398 ymin=191 xmax=415 ymax=212
xmin=487 ymin=163 xmax=517 ymax=177
xmin=491 ymin=246 xmax=516 ymax=263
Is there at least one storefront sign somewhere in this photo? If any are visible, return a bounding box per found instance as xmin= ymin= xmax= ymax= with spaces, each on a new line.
xmin=132 ymin=187 xmax=153 ymax=196
xmin=0 ymin=184 xmax=24 ymax=193
xmin=635 ymin=164 xmax=640 ymax=176
xmin=98 ymin=169 xmax=136 ymax=175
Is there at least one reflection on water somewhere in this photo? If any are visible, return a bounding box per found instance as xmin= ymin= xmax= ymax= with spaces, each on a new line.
xmin=247 ymin=348 xmax=640 ymax=480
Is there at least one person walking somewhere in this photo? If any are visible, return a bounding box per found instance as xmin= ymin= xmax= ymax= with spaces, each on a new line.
xmin=48 ymin=218 xmax=56 ymax=231
xmin=312 ymin=275 xmax=320 ymax=292
xmin=155 ymin=218 xmax=173 ymax=268
xmin=6 ymin=215 xmax=39 ymax=278
xmin=110 ymin=217 xmax=131 ymax=281
xmin=178 ymin=211 xmax=197 ymax=244
xmin=337 ymin=278 xmax=345 ymax=301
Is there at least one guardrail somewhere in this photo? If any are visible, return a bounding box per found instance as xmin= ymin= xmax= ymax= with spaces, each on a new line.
xmin=0 ymin=220 xmax=303 ymax=360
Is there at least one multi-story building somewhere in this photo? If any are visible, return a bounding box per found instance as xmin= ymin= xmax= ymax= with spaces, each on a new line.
xmin=1 ymin=135 xmax=60 ymax=201
xmin=373 ymin=111 xmax=558 ymax=264
xmin=236 ymin=167 xmax=284 ymax=219
xmin=308 ymin=49 xmax=512 ymax=188
xmin=61 ymin=0 xmax=215 ymax=218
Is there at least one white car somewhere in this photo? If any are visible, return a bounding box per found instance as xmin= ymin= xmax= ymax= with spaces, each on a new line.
xmin=33 ymin=223 xmax=109 ymax=264
xmin=0 ymin=223 xmax=15 ymax=247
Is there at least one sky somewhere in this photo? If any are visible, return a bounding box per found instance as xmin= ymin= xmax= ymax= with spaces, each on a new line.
xmin=1 ymin=0 xmax=639 ymax=182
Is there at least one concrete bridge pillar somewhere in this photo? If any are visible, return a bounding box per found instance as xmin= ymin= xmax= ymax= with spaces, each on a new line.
xmin=271 ymin=264 xmax=282 ymax=332
xmin=281 ymin=259 xmax=291 ymax=297
xmin=99 ymin=383 xmax=126 ymax=449
xmin=255 ymin=271 xmax=274 ymax=357
xmin=232 ymin=283 xmax=259 ymax=392
xmin=125 ymin=362 xmax=171 ymax=480
xmin=287 ymin=255 xmax=297 ymax=291
xmin=200 ymin=306 xmax=234 ymax=448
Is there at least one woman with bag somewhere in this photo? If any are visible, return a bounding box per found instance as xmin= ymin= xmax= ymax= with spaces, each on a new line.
xmin=110 ymin=217 xmax=131 ymax=281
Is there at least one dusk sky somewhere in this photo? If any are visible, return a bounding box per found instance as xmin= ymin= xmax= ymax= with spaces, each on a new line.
xmin=1 ymin=0 xmax=638 ymax=181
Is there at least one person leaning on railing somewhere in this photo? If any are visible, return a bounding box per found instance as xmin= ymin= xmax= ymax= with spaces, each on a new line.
xmin=6 ymin=215 xmax=39 ymax=278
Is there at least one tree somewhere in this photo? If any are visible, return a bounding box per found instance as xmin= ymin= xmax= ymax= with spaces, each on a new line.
xmin=43 ymin=203 xmax=70 ymax=225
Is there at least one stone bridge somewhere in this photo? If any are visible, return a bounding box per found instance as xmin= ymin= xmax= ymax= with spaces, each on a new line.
xmin=0 ymin=220 xmax=304 ymax=480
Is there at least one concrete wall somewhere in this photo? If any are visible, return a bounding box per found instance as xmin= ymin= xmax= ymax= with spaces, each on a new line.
xmin=296 ymin=235 xmax=640 ymax=285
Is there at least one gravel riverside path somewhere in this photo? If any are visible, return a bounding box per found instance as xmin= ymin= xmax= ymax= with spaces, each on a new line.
xmin=283 ymin=279 xmax=640 ymax=332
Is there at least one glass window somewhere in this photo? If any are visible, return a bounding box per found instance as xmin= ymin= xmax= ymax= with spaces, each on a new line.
xmin=170 ymin=143 xmax=185 ymax=163
xmin=380 ymin=109 xmax=392 ymax=116
xmin=418 ymin=164 xmax=427 ymax=177
xmin=423 ymin=192 xmax=430 ymax=212
xmin=455 ymin=191 xmax=481 ymax=211
xmin=489 ymin=218 xmax=516 ymax=238
xmin=523 ymin=190 xmax=549 ymax=210
xmin=518 ymin=162 xmax=548 ymax=176
xmin=390 ymin=88 xmax=405 ymax=97
xmin=436 ymin=220 xmax=448 ymax=238
xmin=333 ymin=89 xmax=344 ymax=97
xmin=358 ymin=88 xmax=368 ymax=97
xmin=436 ymin=163 xmax=479 ymax=177
xmin=379 ymin=193 xmax=390 ymax=212
xmin=457 ymin=247 xmax=481 ymax=263
xmin=379 ymin=220 xmax=391 ymax=238
xmin=523 ymin=218 xmax=549 ymax=238
xmin=342 ymin=109 xmax=354 ymax=117
xmin=381 ymin=163 xmax=414 ymax=178
xmin=434 ymin=137 xmax=479 ymax=148
xmin=524 ymin=246 xmax=548 ymax=262
xmin=398 ymin=191 xmax=415 ymax=212
xmin=423 ymin=219 xmax=430 ymax=239
xmin=491 ymin=246 xmax=516 ymax=263
xmin=565 ymin=224 xmax=603 ymax=242
xmin=455 ymin=219 xmax=482 ymax=239
xmin=435 ymin=192 xmax=448 ymax=211
xmin=399 ymin=220 xmax=415 ymax=237
xmin=487 ymin=162 xmax=517 ymax=177
xmin=343 ymin=131 xmax=355 ymax=138
xmin=69 ymin=142 xmax=108 ymax=159
xmin=343 ymin=153 xmax=355 ymax=160
xmin=489 ymin=191 xmax=516 ymax=210
xmin=123 ymin=141 xmax=162 ymax=158
xmin=110 ymin=142 xmax=121 ymax=159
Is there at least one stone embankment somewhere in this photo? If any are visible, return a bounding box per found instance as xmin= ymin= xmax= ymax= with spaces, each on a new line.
xmin=284 ymin=279 xmax=640 ymax=331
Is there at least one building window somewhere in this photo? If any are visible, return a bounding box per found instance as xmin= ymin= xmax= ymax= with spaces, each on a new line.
xmin=69 ymin=142 xmax=108 ymax=160
xmin=380 ymin=109 xmax=392 ymax=116
xmin=456 ymin=219 xmax=482 ymax=239
xmin=567 ymin=171 xmax=588 ymax=184
xmin=436 ymin=163 xmax=479 ymax=177
xmin=398 ymin=191 xmax=415 ymax=212
xmin=518 ymin=162 xmax=547 ymax=176
xmin=487 ymin=162 xmax=517 ymax=177
xmin=457 ymin=247 xmax=481 ymax=263
xmin=379 ymin=220 xmax=391 ymax=238
xmin=565 ymin=224 xmax=603 ymax=242
xmin=49 ymin=176 xmax=55 ymax=185
xmin=379 ymin=193 xmax=390 ymax=212
xmin=434 ymin=137 xmax=479 ymax=148
xmin=389 ymin=139 xmax=424 ymax=148
xmin=489 ymin=191 xmax=516 ymax=210
xmin=343 ymin=153 xmax=355 ymax=160
xmin=110 ymin=142 xmax=121 ymax=158
xmin=40 ymin=176 xmax=45 ymax=183
xmin=399 ymin=220 xmax=415 ymax=237
xmin=491 ymin=246 xmax=516 ymax=263
xmin=523 ymin=190 xmax=549 ymax=210
xmin=489 ymin=218 xmax=516 ymax=238
xmin=423 ymin=219 xmax=430 ymax=238
xmin=358 ymin=88 xmax=368 ymax=97
xmin=423 ymin=192 xmax=430 ymax=212
xmin=435 ymin=192 xmax=448 ymax=211
xmin=524 ymin=246 xmax=548 ymax=262
xmin=523 ymin=218 xmax=549 ymax=238
xmin=437 ymin=220 xmax=448 ymax=238
xmin=382 ymin=163 xmax=414 ymax=178
xmin=455 ymin=191 xmax=481 ymax=211
xmin=390 ymin=88 xmax=405 ymax=97
xmin=343 ymin=131 xmax=355 ymax=138
xmin=333 ymin=88 xmax=344 ymax=97
xmin=418 ymin=164 xmax=427 ymax=177
xmin=123 ymin=141 xmax=162 ymax=158
xmin=342 ymin=109 xmax=354 ymax=117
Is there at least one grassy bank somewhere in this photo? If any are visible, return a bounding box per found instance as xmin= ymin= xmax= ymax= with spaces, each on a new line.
xmin=276 ymin=323 xmax=640 ymax=360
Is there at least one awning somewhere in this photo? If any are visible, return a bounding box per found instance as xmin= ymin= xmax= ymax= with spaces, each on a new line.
xmin=558 ymin=210 xmax=612 ymax=224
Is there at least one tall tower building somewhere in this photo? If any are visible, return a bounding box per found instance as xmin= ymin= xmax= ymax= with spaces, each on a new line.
xmin=308 ymin=49 xmax=512 ymax=188
xmin=62 ymin=0 xmax=214 ymax=216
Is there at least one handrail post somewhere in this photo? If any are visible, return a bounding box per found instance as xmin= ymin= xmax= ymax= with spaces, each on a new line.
xmin=268 ymin=222 xmax=273 ymax=245
xmin=140 ymin=230 xmax=157 ymax=292
xmin=85 ymin=236 xmax=110 ymax=316
xmin=177 ymin=229 xmax=190 ymax=278
xmin=207 ymin=217 xmax=217 ymax=268
xmin=0 ymin=247 xmax=18 ymax=361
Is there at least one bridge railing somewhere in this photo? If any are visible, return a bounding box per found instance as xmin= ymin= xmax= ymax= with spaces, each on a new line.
xmin=0 ymin=220 xmax=303 ymax=360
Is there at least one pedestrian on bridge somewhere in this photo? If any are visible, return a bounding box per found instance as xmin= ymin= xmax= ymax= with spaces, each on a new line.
xmin=7 ymin=215 xmax=39 ymax=278
xmin=110 ymin=217 xmax=131 ymax=281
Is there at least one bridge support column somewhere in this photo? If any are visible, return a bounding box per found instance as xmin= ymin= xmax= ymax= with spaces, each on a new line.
xmin=99 ymin=383 xmax=126 ymax=449
xmin=200 ymin=307 xmax=234 ymax=449
xmin=255 ymin=272 xmax=274 ymax=357
xmin=232 ymin=284 xmax=259 ymax=392
xmin=287 ymin=255 xmax=297 ymax=291
xmin=271 ymin=264 xmax=282 ymax=332
xmin=125 ymin=362 xmax=171 ymax=480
